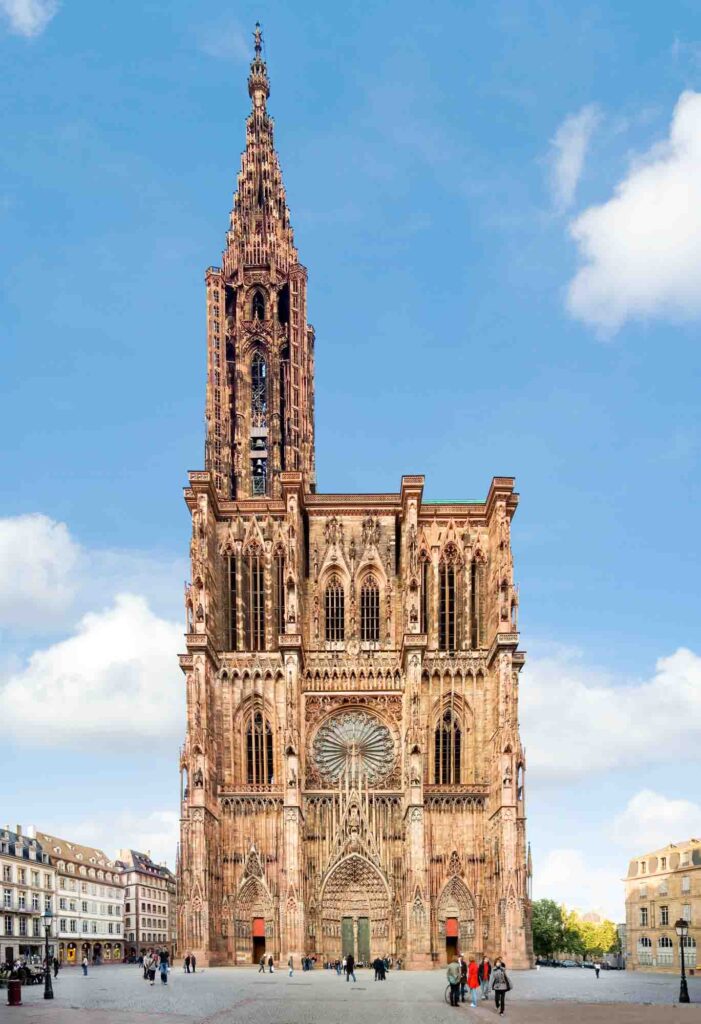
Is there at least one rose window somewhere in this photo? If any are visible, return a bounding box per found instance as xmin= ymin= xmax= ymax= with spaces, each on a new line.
xmin=312 ymin=711 xmax=395 ymax=785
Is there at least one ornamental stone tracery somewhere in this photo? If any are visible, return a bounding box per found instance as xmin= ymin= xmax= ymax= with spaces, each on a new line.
xmin=312 ymin=711 xmax=395 ymax=786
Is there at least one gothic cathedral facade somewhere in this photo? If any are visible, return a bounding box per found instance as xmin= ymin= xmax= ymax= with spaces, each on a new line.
xmin=177 ymin=28 xmax=533 ymax=970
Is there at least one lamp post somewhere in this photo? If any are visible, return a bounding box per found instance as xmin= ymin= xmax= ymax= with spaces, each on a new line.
xmin=42 ymin=909 xmax=54 ymax=1000
xmin=675 ymin=918 xmax=690 ymax=1004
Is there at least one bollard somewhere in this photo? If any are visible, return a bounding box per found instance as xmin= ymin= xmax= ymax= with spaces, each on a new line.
xmin=7 ymin=979 xmax=22 ymax=1006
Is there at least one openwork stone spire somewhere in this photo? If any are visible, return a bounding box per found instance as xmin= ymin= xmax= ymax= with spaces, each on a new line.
xmin=224 ymin=23 xmax=297 ymax=276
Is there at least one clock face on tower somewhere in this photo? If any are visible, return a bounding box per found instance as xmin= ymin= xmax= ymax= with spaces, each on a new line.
xmin=312 ymin=711 xmax=395 ymax=786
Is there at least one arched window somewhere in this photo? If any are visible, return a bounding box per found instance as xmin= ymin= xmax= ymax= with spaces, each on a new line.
xmin=251 ymin=353 xmax=268 ymax=427
xmin=252 ymin=290 xmax=266 ymax=320
xmin=420 ymin=554 xmax=430 ymax=634
xmin=683 ymin=936 xmax=697 ymax=969
xmin=637 ymin=936 xmax=652 ymax=966
xmin=657 ymin=936 xmax=674 ymax=966
xmin=226 ymin=553 xmax=238 ymax=650
xmin=470 ymin=558 xmax=482 ymax=649
xmin=360 ymin=574 xmax=380 ymax=642
xmin=434 ymin=709 xmax=461 ymax=785
xmin=246 ymin=709 xmax=274 ymax=785
xmin=325 ymin=574 xmax=345 ymax=642
xmin=439 ymin=551 xmax=457 ymax=652
xmin=516 ymin=762 xmax=524 ymax=801
xmin=242 ymin=545 xmax=265 ymax=651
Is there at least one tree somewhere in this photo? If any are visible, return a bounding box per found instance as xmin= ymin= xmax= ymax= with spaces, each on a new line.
xmin=531 ymin=899 xmax=564 ymax=957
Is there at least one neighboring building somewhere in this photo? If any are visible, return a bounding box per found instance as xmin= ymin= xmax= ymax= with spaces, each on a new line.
xmin=177 ymin=26 xmax=532 ymax=970
xmin=1 ymin=825 xmax=56 ymax=965
xmin=119 ymin=850 xmax=176 ymax=955
xmin=624 ymin=838 xmax=700 ymax=972
xmin=32 ymin=829 xmax=125 ymax=965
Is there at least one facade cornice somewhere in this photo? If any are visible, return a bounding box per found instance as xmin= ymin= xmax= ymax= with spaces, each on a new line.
xmin=486 ymin=632 xmax=520 ymax=667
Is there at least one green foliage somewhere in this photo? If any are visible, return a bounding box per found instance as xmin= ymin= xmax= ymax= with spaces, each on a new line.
xmin=531 ymin=900 xmax=619 ymax=959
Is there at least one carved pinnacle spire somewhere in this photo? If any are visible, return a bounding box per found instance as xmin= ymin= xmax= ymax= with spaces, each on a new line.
xmin=248 ymin=21 xmax=270 ymax=108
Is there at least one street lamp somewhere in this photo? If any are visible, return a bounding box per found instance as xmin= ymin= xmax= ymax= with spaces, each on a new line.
xmin=675 ymin=918 xmax=690 ymax=1004
xmin=42 ymin=909 xmax=54 ymax=1000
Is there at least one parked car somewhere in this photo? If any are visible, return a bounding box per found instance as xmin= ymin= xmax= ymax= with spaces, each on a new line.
xmin=560 ymin=959 xmax=582 ymax=968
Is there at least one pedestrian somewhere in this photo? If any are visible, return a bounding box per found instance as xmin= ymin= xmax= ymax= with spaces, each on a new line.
xmin=191 ymin=953 xmax=197 ymax=974
xmin=372 ymin=956 xmax=381 ymax=981
xmin=467 ymin=957 xmax=479 ymax=1008
xmin=446 ymin=955 xmax=461 ymax=1007
xmin=345 ymin=953 xmax=356 ymax=983
xmin=143 ymin=953 xmax=149 ymax=981
xmin=459 ymin=955 xmax=467 ymax=1002
xmin=81 ymin=955 xmax=89 ymax=977
xmin=52 ymin=956 xmax=60 ymax=979
xmin=159 ymin=956 xmax=168 ymax=985
xmin=268 ymin=954 xmax=274 ymax=973
xmin=288 ymin=955 xmax=294 ymax=977
xmin=184 ymin=954 xmax=191 ymax=973
xmin=594 ymin=962 xmax=600 ymax=979
xmin=258 ymin=954 xmax=266 ymax=973
xmin=491 ymin=959 xmax=511 ymax=1016
xmin=478 ymin=956 xmax=491 ymax=1000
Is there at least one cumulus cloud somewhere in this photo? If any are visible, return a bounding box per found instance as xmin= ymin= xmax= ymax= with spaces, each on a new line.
xmin=66 ymin=810 xmax=180 ymax=870
xmin=1 ymin=594 xmax=183 ymax=748
xmin=567 ymin=90 xmax=701 ymax=332
xmin=0 ymin=514 xmax=79 ymax=629
xmin=521 ymin=646 xmax=701 ymax=780
xmin=549 ymin=104 xmax=600 ymax=212
xmin=0 ymin=0 xmax=58 ymax=37
xmin=532 ymin=847 xmax=624 ymax=920
xmin=610 ymin=789 xmax=701 ymax=853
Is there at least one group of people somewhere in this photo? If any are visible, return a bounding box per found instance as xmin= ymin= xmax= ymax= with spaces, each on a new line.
xmin=183 ymin=953 xmax=198 ymax=973
xmin=140 ymin=948 xmax=170 ymax=986
xmin=447 ymin=954 xmax=511 ymax=1015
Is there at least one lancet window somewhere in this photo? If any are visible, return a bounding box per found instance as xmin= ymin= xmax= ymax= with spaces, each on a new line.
xmin=360 ymin=574 xmax=380 ymax=642
xmin=246 ymin=709 xmax=274 ymax=785
xmin=434 ymin=708 xmax=461 ymax=785
xmin=227 ymin=553 xmax=238 ymax=650
xmin=274 ymin=549 xmax=285 ymax=636
xmin=324 ymin=574 xmax=345 ymax=642
xmin=420 ymin=554 xmax=430 ymax=634
xmin=251 ymin=290 xmax=266 ymax=320
xmin=251 ymin=353 xmax=268 ymax=428
xmin=439 ymin=550 xmax=458 ymax=652
xmin=242 ymin=545 xmax=265 ymax=651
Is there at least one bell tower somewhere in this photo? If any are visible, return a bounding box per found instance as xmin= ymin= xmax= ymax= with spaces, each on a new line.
xmin=204 ymin=23 xmax=316 ymax=499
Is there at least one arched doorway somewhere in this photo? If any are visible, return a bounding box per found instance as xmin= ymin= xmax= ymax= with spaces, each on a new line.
xmin=233 ymin=876 xmax=275 ymax=964
xmin=437 ymin=876 xmax=475 ymax=963
xmin=320 ymin=855 xmax=391 ymax=965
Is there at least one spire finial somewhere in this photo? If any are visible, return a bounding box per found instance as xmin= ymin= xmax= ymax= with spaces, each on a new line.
xmin=248 ymin=21 xmax=270 ymax=106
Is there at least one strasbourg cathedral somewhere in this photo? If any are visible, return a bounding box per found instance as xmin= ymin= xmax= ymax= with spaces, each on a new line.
xmin=177 ymin=26 xmax=533 ymax=970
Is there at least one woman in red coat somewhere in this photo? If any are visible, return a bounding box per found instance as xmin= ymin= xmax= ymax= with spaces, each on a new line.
xmin=467 ymin=957 xmax=480 ymax=1007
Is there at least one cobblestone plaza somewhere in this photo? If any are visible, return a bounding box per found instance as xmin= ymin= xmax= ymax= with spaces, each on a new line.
xmin=4 ymin=965 xmax=701 ymax=1024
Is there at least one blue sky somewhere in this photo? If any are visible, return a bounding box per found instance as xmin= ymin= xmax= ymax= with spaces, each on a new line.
xmin=1 ymin=0 xmax=700 ymax=918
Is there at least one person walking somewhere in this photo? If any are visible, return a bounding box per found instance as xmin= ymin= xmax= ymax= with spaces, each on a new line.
xmin=458 ymin=955 xmax=467 ymax=1002
xmin=478 ymin=956 xmax=491 ymax=1001
xmin=159 ymin=955 xmax=168 ymax=985
xmin=191 ymin=953 xmax=197 ymax=974
xmin=491 ymin=959 xmax=511 ymax=1016
xmin=594 ymin=962 xmax=600 ymax=979
xmin=345 ymin=953 xmax=356 ymax=983
xmin=268 ymin=954 xmax=274 ymax=973
xmin=81 ymin=955 xmax=89 ymax=977
xmin=184 ymin=954 xmax=191 ymax=974
xmin=288 ymin=955 xmax=294 ymax=977
xmin=52 ymin=956 xmax=60 ymax=979
xmin=258 ymin=954 xmax=266 ymax=973
xmin=446 ymin=955 xmax=461 ymax=1008
xmin=467 ymin=957 xmax=479 ymax=1008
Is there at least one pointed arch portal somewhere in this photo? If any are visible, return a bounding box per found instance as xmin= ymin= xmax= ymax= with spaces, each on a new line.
xmin=320 ymin=855 xmax=391 ymax=963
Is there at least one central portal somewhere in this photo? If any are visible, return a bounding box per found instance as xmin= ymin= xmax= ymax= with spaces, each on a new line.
xmin=320 ymin=854 xmax=390 ymax=963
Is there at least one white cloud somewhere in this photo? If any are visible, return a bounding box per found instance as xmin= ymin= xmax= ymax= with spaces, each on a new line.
xmin=532 ymin=847 xmax=624 ymax=920
xmin=0 ymin=514 xmax=79 ymax=629
xmin=68 ymin=810 xmax=180 ymax=870
xmin=0 ymin=0 xmax=58 ymax=37
xmin=1 ymin=594 xmax=183 ymax=748
xmin=610 ymin=789 xmax=701 ymax=853
xmin=567 ymin=90 xmax=701 ymax=332
xmin=521 ymin=646 xmax=701 ymax=781
xmin=549 ymin=104 xmax=600 ymax=212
